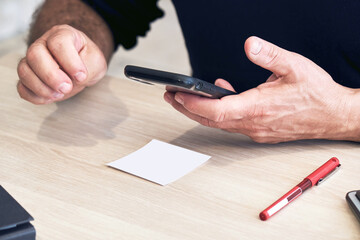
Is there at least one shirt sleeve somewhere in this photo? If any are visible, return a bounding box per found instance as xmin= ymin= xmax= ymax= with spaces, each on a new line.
xmin=81 ymin=0 xmax=164 ymax=50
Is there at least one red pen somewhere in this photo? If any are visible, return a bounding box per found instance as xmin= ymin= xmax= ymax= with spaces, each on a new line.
xmin=259 ymin=157 xmax=341 ymax=221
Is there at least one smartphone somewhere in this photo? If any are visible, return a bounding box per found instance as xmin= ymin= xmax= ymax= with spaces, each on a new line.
xmin=346 ymin=190 xmax=360 ymax=223
xmin=124 ymin=65 xmax=237 ymax=99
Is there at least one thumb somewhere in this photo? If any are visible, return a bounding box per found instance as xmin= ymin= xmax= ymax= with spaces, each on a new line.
xmin=244 ymin=36 xmax=294 ymax=77
xmin=79 ymin=35 xmax=108 ymax=86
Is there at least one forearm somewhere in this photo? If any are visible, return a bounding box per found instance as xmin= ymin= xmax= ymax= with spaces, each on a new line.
xmin=28 ymin=0 xmax=114 ymax=62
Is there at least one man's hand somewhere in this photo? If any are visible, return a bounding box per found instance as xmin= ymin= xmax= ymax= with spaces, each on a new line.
xmin=17 ymin=24 xmax=107 ymax=104
xmin=164 ymin=36 xmax=359 ymax=143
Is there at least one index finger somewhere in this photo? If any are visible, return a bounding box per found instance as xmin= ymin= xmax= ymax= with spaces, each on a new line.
xmin=46 ymin=27 xmax=88 ymax=82
xmin=173 ymin=88 xmax=258 ymax=122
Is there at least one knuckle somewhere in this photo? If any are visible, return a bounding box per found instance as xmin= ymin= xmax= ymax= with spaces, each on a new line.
xmin=33 ymin=99 xmax=48 ymax=105
xmin=18 ymin=91 xmax=28 ymax=101
xmin=199 ymin=117 xmax=220 ymax=128
xmin=29 ymin=97 xmax=47 ymax=105
xmin=214 ymin=109 xmax=227 ymax=123
xmin=257 ymin=105 xmax=270 ymax=117
xmin=17 ymin=59 xmax=28 ymax=80
xmin=242 ymin=88 xmax=261 ymax=117
xmin=27 ymin=97 xmax=44 ymax=105
xmin=36 ymin=87 xmax=53 ymax=99
xmin=199 ymin=117 xmax=213 ymax=128
xmin=289 ymin=52 xmax=307 ymax=71
xmin=43 ymin=70 xmax=58 ymax=84
xmin=34 ymin=81 xmax=56 ymax=98
xmin=250 ymin=135 xmax=267 ymax=143
xmin=17 ymin=81 xmax=24 ymax=95
xmin=200 ymin=103 xmax=227 ymax=123
xmin=26 ymin=42 xmax=42 ymax=62
xmin=249 ymin=129 xmax=267 ymax=143
xmin=47 ymin=27 xmax=76 ymax=52
xmin=182 ymin=101 xmax=196 ymax=112
xmin=49 ymin=24 xmax=73 ymax=33
xmin=198 ymin=117 xmax=209 ymax=127
xmin=265 ymin=46 xmax=281 ymax=68
xmin=47 ymin=35 xmax=65 ymax=53
xmin=246 ymin=97 xmax=269 ymax=118
xmin=17 ymin=82 xmax=47 ymax=105
xmin=26 ymin=82 xmax=53 ymax=99
xmin=90 ymin=57 xmax=107 ymax=84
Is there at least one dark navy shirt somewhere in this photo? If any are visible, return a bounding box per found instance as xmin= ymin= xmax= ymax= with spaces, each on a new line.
xmin=81 ymin=0 xmax=360 ymax=93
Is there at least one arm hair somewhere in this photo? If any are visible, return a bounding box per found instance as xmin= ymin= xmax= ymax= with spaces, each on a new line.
xmin=28 ymin=0 xmax=114 ymax=61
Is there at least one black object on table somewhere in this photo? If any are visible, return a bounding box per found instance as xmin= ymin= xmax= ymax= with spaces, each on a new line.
xmin=0 ymin=185 xmax=35 ymax=240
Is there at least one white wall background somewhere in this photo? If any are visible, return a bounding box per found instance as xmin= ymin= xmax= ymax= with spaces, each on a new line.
xmin=0 ymin=0 xmax=43 ymax=40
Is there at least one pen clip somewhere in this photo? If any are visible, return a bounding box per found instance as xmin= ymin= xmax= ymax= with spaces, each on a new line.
xmin=316 ymin=164 xmax=341 ymax=186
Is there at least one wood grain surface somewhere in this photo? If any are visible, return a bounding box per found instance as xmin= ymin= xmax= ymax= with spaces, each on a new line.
xmin=0 ymin=53 xmax=359 ymax=240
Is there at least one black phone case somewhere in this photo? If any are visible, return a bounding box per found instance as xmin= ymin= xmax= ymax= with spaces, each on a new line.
xmin=346 ymin=190 xmax=360 ymax=223
xmin=124 ymin=65 xmax=236 ymax=99
xmin=0 ymin=186 xmax=36 ymax=240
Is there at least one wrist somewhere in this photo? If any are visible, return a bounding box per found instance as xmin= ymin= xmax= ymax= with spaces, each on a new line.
xmin=342 ymin=88 xmax=360 ymax=141
xmin=310 ymin=83 xmax=360 ymax=142
xmin=323 ymin=86 xmax=360 ymax=142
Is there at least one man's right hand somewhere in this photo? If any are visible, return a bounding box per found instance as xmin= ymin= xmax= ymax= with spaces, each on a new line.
xmin=17 ymin=24 xmax=108 ymax=104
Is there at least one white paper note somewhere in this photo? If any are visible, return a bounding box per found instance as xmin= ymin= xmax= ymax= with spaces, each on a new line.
xmin=107 ymin=139 xmax=211 ymax=185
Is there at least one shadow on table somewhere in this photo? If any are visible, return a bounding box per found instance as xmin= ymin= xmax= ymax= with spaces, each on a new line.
xmin=37 ymin=76 xmax=128 ymax=147
xmin=169 ymin=125 xmax=359 ymax=166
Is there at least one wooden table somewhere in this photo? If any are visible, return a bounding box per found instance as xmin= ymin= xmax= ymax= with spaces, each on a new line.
xmin=0 ymin=53 xmax=359 ymax=240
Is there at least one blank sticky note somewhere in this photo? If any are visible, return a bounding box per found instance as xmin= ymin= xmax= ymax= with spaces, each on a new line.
xmin=107 ymin=139 xmax=211 ymax=185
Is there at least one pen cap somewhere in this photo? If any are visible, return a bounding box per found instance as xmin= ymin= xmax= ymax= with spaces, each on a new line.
xmin=306 ymin=157 xmax=340 ymax=186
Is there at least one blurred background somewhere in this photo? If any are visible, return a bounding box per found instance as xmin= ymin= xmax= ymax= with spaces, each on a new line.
xmin=0 ymin=0 xmax=43 ymax=55
xmin=0 ymin=0 xmax=190 ymax=76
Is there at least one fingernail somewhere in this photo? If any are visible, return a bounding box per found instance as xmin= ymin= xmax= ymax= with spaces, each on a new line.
xmin=53 ymin=92 xmax=64 ymax=99
xmin=251 ymin=40 xmax=262 ymax=55
xmin=75 ymin=72 xmax=86 ymax=82
xmin=175 ymin=94 xmax=184 ymax=105
xmin=58 ymin=82 xmax=72 ymax=94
